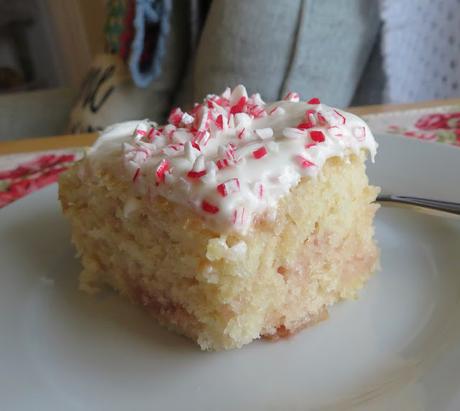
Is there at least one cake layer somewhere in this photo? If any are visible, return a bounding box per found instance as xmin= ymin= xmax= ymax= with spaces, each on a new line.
xmin=60 ymin=151 xmax=379 ymax=350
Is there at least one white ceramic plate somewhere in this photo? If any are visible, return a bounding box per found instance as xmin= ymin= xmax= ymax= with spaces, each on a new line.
xmin=1 ymin=134 xmax=459 ymax=411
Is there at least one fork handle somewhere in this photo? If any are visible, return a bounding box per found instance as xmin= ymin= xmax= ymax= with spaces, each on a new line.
xmin=377 ymin=195 xmax=460 ymax=218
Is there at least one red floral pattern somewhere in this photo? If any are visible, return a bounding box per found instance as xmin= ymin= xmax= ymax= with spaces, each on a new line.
xmin=415 ymin=112 xmax=460 ymax=131
xmin=0 ymin=154 xmax=76 ymax=208
xmin=415 ymin=113 xmax=449 ymax=130
xmin=386 ymin=110 xmax=460 ymax=147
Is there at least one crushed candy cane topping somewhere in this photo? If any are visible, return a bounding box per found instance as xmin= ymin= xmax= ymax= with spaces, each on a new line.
xmin=88 ymin=85 xmax=377 ymax=233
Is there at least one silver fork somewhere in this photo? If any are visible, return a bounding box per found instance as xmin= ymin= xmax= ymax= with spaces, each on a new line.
xmin=377 ymin=195 xmax=460 ymax=219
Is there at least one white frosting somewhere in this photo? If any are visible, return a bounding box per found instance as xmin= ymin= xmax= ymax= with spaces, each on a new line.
xmin=86 ymin=85 xmax=377 ymax=233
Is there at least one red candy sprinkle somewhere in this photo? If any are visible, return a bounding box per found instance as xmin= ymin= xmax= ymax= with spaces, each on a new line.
xmin=226 ymin=143 xmax=237 ymax=159
xmin=147 ymin=127 xmax=156 ymax=141
xmin=283 ymin=91 xmax=300 ymax=102
xmin=191 ymin=141 xmax=201 ymax=151
xmin=248 ymin=104 xmax=266 ymax=118
xmin=216 ymin=184 xmax=226 ymax=197
xmin=202 ymin=200 xmax=219 ymax=214
xmin=297 ymin=121 xmax=314 ymax=130
xmin=317 ymin=112 xmax=327 ymax=125
xmin=193 ymin=130 xmax=210 ymax=146
xmin=167 ymin=143 xmax=183 ymax=151
xmin=216 ymin=178 xmax=240 ymax=197
xmin=230 ymin=96 xmax=247 ymax=114
xmin=215 ymin=114 xmax=224 ymax=130
xmin=309 ymin=130 xmax=325 ymax=142
xmin=195 ymin=107 xmax=211 ymax=131
xmin=134 ymin=129 xmax=147 ymax=137
xmin=307 ymin=97 xmax=321 ymax=104
xmin=168 ymin=107 xmax=183 ymax=126
xmin=164 ymin=126 xmax=176 ymax=141
xmin=187 ymin=170 xmax=207 ymax=179
xmin=155 ymin=159 xmax=170 ymax=183
xmin=254 ymin=182 xmax=264 ymax=199
xmin=327 ymin=126 xmax=343 ymax=138
xmin=191 ymin=103 xmax=201 ymax=116
xmin=296 ymin=155 xmax=316 ymax=168
xmin=132 ymin=168 xmax=140 ymax=182
xmin=305 ymin=108 xmax=317 ymax=119
xmin=232 ymin=207 xmax=246 ymax=225
xmin=237 ymin=128 xmax=246 ymax=139
xmin=216 ymin=159 xmax=229 ymax=170
xmin=252 ymin=146 xmax=267 ymax=159
xmin=353 ymin=126 xmax=366 ymax=141
xmin=333 ymin=109 xmax=346 ymax=125
xmin=215 ymin=97 xmax=229 ymax=107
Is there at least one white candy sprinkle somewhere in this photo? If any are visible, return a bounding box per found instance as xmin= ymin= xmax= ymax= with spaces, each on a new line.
xmin=172 ymin=130 xmax=191 ymax=144
xmin=282 ymin=127 xmax=307 ymax=139
xmin=164 ymin=172 xmax=176 ymax=185
xmin=125 ymin=160 xmax=139 ymax=175
xmin=269 ymin=106 xmax=286 ymax=116
xmin=234 ymin=113 xmax=252 ymax=127
xmin=184 ymin=142 xmax=199 ymax=162
xmin=230 ymin=84 xmax=248 ymax=105
xmin=235 ymin=142 xmax=264 ymax=161
xmin=251 ymin=93 xmax=265 ymax=106
xmin=162 ymin=145 xmax=183 ymax=157
xmin=182 ymin=112 xmax=194 ymax=124
xmin=267 ymin=141 xmax=280 ymax=152
xmin=122 ymin=142 xmax=135 ymax=153
xmin=352 ymin=126 xmax=366 ymax=141
xmin=133 ymin=150 xmax=148 ymax=163
xmin=327 ymin=126 xmax=344 ymax=138
xmin=201 ymin=162 xmax=217 ymax=184
xmin=164 ymin=124 xmax=176 ymax=133
xmin=192 ymin=154 xmax=205 ymax=172
xmin=236 ymin=127 xmax=250 ymax=139
xmin=228 ymin=114 xmax=235 ymax=129
xmin=254 ymin=128 xmax=273 ymax=140
xmin=221 ymin=87 xmax=232 ymax=100
xmin=197 ymin=107 xmax=209 ymax=130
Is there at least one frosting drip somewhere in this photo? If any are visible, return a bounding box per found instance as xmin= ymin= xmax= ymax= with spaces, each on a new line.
xmin=87 ymin=85 xmax=377 ymax=233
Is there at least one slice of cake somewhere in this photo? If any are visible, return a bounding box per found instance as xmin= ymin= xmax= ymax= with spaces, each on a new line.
xmin=59 ymin=85 xmax=379 ymax=350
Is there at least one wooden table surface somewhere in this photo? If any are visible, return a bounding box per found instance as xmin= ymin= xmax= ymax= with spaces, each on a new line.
xmin=1 ymin=97 xmax=460 ymax=156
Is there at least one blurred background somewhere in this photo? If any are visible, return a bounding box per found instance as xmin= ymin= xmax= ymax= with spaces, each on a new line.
xmin=0 ymin=0 xmax=107 ymax=139
xmin=0 ymin=0 xmax=105 ymax=139
xmin=0 ymin=0 xmax=104 ymax=92
xmin=0 ymin=0 xmax=459 ymax=140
